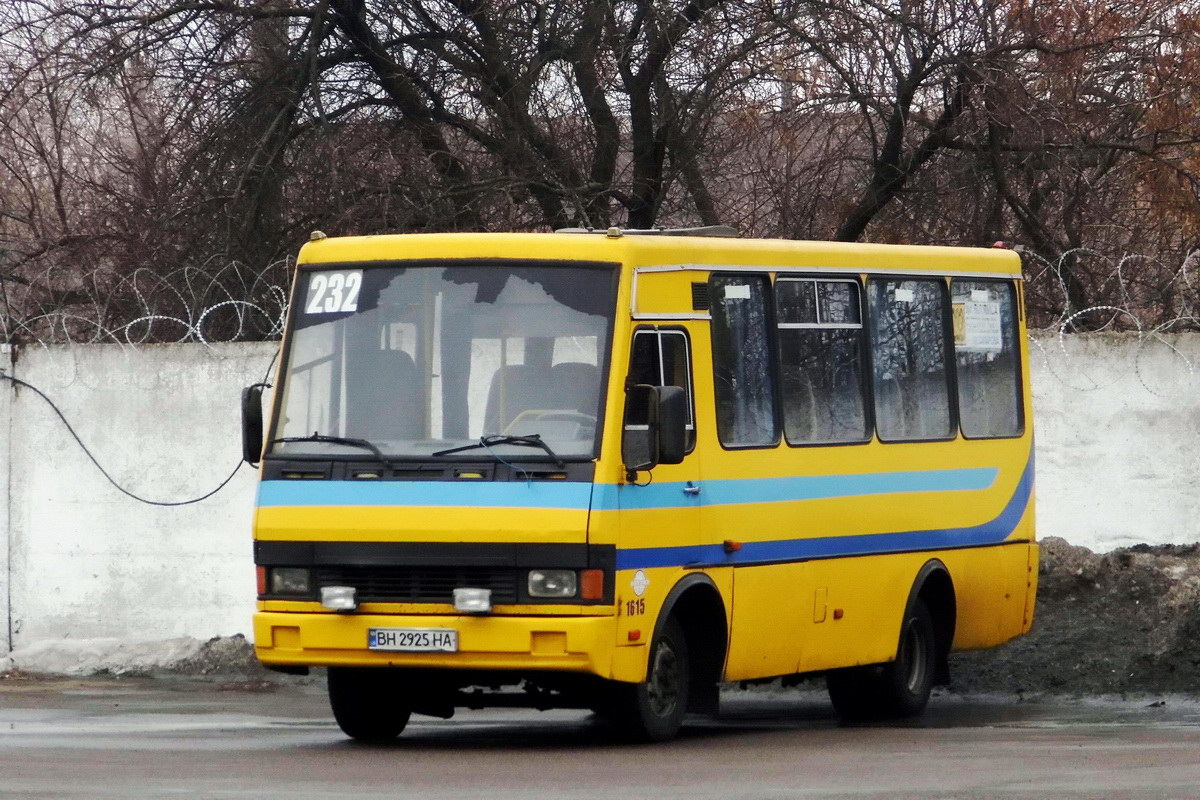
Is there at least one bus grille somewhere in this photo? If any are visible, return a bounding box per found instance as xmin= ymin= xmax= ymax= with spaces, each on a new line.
xmin=313 ymin=566 xmax=519 ymax=604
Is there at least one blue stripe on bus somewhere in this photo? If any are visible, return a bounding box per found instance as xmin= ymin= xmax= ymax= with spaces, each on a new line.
xmin=257 ymin=465 xmax=998 ymax=511
xmin=614 ymin=453 xmax=1034 ymax=570
xmin=591 ymin=466 xmax=998 ymax=512
xmin=257 ymin=480 xmax=594 ymax=510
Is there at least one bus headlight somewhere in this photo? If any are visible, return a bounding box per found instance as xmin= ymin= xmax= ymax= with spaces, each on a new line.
xmin=269 ymin=567 xmax=311 ymax=595
xmin=527 ymin=569 xmax=578 ymax=599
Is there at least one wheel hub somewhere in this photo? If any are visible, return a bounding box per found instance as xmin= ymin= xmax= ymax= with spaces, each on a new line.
xmin=646 ymin=641 xmax=680 ymax=717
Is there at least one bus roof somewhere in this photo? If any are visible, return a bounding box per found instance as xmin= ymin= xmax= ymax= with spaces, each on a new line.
xmin=297 ymin=232 xmax=1023 ymax=278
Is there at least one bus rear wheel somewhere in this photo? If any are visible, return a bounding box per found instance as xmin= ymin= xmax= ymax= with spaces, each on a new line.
xmin=327 ymin=667 xmax=411 ymax=742
xmin=606 ymin=617 xmax=690 ymax=742
xmin=826 ymin=599 xmax=936 ymax=721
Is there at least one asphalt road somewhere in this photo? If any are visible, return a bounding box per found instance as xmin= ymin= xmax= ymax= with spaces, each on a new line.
xmin=2 ymin=677 xmax=1200 ymax=799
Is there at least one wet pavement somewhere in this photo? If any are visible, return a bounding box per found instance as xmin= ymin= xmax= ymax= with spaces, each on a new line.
xmin=2 ymin=676 xmax=1200 ymax=798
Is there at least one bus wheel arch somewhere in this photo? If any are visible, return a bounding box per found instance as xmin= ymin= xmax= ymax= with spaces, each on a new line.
xmin=905 ymin=560 xmax=957 ymax=686
xmin=826 ymin=561 xmax=955 ymax=721
xmin=655 ymin=573 xmax=729 ymax=715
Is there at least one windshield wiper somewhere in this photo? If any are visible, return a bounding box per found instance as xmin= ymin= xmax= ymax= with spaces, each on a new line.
xmin=270 ymin=432 xmax=392 ymax=469
xmin=432 ymin=434 xmax=566 ymax=468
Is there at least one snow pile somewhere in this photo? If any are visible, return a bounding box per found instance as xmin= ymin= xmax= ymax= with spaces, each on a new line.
xmin=0 ymin=637 xmax=204 ymax=676
xmin=950 ymin=537 xmax=1200 ymax=697
xmin=0 ymin=634 xmax=265 ymax=678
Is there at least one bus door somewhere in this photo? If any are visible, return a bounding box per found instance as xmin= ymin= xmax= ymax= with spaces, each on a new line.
xmin=616 ymin=327 xmax=701 ymax=639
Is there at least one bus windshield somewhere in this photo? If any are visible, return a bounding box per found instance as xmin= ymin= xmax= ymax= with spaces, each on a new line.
xmin=271 ymin=262 xmax=616 ymax=461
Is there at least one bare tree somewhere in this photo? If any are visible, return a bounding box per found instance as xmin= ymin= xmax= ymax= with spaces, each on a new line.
xmin=3 ymin=0 xmax=1200 ymax=342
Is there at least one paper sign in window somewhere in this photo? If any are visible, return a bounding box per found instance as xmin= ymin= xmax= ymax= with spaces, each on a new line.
xmin=958 ymin=301 xmax=1003 ymax=352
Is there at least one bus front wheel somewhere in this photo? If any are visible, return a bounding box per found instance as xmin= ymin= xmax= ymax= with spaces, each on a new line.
xmin=826 ymin=598 xmax=936 ymax=721
xmin=606 ymin=616 xmax=691 ymax=742
xmin=327 ymin=667 xmax=411 ymax=742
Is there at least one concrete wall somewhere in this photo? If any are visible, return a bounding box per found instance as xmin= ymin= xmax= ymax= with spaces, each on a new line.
xmin=1 ymin=346 xmax=11 ymax=654
xmin=1 ymin=333 xmax=1198 ymax=657
xmin=1028 ymin=332 xmax=1200 ymax=551
xmin=4 ymin=342 xmax=276 ymax=653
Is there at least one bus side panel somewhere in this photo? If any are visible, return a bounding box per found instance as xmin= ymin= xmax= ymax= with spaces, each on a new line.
xmin=620 ymin=255 xmax=1036 ymax=684
xmin=701 ymin=443 xmax=1029 ymax=681
xmin=724 ymin=562 xmax=809 ymax=681
xmin=794 ymin=541 xmax=1034 ymax=674
xmin=941 ymin=547 xmax=1036 ymax=651
xmin=796 ymin=552 xmax=922 ymax=674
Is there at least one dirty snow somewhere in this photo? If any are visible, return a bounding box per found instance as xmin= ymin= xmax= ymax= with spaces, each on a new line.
xmin=950 ymin=537 xmax=1200 ymax=697
xmin=0 ymin=634 xmax=266 ymax=678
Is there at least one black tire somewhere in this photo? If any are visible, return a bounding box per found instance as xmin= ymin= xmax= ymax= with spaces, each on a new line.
xmin=826 ymin=666 xmax=881 ymax=721
xmin=607 ymin=617 xmax=690 ymax=742
xmin=826 ymin=599 xmax=936 ymax=721
xmin=327 ymin=667 xmax=411 ymax=742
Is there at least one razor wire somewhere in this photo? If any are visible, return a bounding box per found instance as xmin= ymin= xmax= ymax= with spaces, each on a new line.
xmin=0 ymin=256 xmax=290 ymax=349
xmin=3 ymin=247 xmax=1200 ymax=398
xmin=1018 ymin=248 xmax=1200 ymax=397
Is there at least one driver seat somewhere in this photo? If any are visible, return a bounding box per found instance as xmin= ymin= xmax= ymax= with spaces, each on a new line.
xmin=484 ymin=364 xmax=555 ymax=434
xmin=551 ymin=362 xmax=600 ymax=417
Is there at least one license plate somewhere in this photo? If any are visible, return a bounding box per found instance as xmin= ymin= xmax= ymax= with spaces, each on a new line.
xmin=368 ymin=627 xmax=458 ymax=652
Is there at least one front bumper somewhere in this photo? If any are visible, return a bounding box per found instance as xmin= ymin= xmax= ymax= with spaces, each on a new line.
xmin=254 ymin=611 xmax=645 ymax=681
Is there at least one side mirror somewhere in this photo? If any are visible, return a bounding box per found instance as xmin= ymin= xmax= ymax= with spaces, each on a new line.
xmin=622 ymin=384 xmax=688 ymax=479
xmin=622 ymin=384 xmax=659 ymax=476
xmin=241 ymin=384 xmax=266 ymax=465
xmin=656 ymin=385 xmax=687 ymax=465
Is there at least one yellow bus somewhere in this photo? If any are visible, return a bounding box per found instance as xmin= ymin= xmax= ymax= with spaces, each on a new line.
xmin=243 ymin=229 xmax=1037 ymax=742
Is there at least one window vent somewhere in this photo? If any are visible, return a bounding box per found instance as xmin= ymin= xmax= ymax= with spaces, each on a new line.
xmin=691 ymin=282 xmax=711 ymax=311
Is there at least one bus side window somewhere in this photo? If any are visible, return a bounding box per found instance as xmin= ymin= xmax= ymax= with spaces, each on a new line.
xmin=951 ymin=280 xmax=1023 ymax=438
xmin=775 ymin=279 xmax=869 ymax=444
xmin=868 ymin=278 xmax=954 ymax=441
xmin=629 ymin=329 xmax=696 ymax=450
xmin=710 ymin=275 xmax=779 ymax=448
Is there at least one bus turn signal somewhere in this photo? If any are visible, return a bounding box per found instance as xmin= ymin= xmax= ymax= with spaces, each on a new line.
xmin=580 ymin=569 xmax=604 ymax=600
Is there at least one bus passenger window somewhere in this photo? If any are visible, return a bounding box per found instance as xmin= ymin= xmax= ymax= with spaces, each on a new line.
xmin=710 ymin=275 xmax=779 ymax=447
xmin=952 ymin=280 xmax=1022 ymax=438
xmin=868 ymin=279 xmax=953 ymax=441
xmin=628 ymin=329 xmax=696 ymax=449
xmin=775 ymin=279 xmax=868 ymax=444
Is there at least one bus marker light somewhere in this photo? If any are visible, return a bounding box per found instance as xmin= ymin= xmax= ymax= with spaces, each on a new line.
xmin=723 ymin=540 xmax=742 ymax=554
xmin=256 ymin=566 xmax=267 ymax=595
xmin=454 ymin=588 xmax=492 ymax=614
xmin=580 ymin=569 xmax=604 ymax=600
xmin=628 ymin=630 xmax=641 ymax=642
xmin=833 ymin=609 xmax=844 ymax=620
xmin=320 ymin=586 xmax=357 ymax=612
